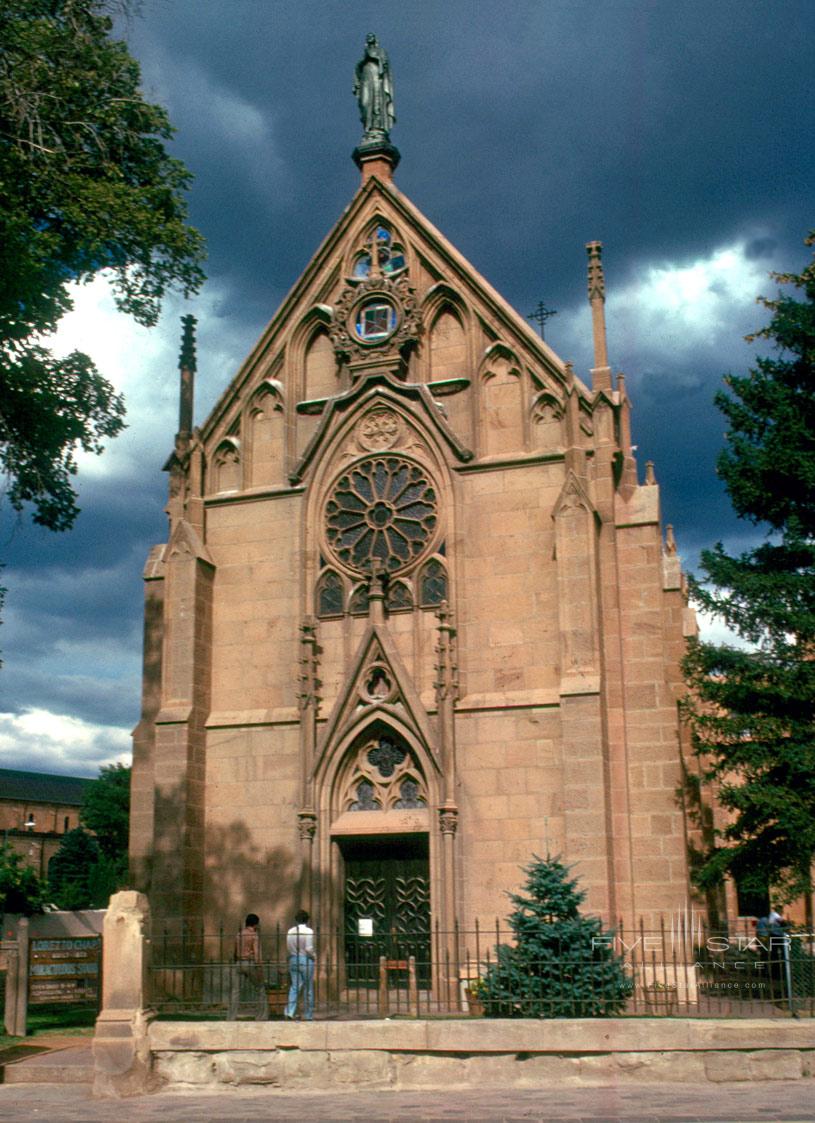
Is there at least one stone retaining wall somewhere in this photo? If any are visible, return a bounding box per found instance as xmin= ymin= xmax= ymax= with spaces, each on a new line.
xmin=149 ymin=1019 xmax=815 ymax=1090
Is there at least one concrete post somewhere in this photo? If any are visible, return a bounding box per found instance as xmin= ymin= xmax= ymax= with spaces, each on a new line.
xmin=2 ymin=938 xmax=26 ymax=1037
xmin=92 ymin=891 xmax=154 ymax=1097
xmin=14 ymin=918 xmax=29 ymax=1037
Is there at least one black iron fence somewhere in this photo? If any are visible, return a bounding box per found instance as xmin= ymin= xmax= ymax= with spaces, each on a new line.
xmin=147 ymin=918 xmax=815 ymax=1019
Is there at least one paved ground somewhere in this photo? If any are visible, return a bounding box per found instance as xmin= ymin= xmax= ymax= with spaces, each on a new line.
xmin=0 ymin=1080 xmax=814 ymax=1122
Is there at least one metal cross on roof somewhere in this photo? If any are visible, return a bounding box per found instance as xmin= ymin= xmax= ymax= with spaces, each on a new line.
xmin=527 ymin=300 xmax=558 ymax=341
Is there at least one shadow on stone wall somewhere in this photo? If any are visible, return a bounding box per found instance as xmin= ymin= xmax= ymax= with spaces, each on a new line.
xmin=143 ymin=781 xmax=335 ymax=947
xmin=202 ymin=816 xmax=296 ymax=934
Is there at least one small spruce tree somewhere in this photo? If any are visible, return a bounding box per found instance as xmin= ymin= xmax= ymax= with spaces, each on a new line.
xmin=482 ymin=856 xmax=631 ymax=1017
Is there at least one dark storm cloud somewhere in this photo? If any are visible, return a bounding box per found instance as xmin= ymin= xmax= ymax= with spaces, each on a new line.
xmin=2 ymin=477 xmax=162 ymax=725
xmin=127 ymin=1 xmax=814 ymax=317
xmin=2 ymin=0 xmax=812 ymax=769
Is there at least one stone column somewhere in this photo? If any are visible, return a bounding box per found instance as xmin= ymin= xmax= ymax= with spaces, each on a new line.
xmin=435 ymin=604 xmax=460 ymax=1006
xmin=92 ymin=891 xmax=153 ymax=1097
xmin=297 ymin=616 xmax=320 ymax=914
xmin=438 ymin=807 xmax=459 ymax=1007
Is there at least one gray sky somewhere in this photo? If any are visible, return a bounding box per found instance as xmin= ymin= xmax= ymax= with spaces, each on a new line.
xmin=2 ymin=0 xmax=813 ymax=774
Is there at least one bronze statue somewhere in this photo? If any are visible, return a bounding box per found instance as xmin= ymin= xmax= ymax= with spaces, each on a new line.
xmin=353 ymin=34 xmax=395 ymax=140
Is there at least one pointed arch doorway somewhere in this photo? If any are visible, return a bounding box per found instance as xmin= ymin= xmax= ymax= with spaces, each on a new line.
xmin=322 ymin=722 xmax=436 ymax=989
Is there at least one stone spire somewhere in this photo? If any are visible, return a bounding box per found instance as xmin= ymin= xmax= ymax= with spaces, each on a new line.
xmin=177 ymin=314 xmax=197 ymax=439
xmin=586 ymin=241 xmax=612 ymax=392
xmin=352 ymin=34 xmax=400 ymax=183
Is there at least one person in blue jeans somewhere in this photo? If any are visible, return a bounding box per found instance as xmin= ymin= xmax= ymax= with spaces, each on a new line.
xmin=285 ymin=909 xmax=315 ymax=1020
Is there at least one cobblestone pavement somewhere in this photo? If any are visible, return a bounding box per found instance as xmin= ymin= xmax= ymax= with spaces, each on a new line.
xmin=0 ymin=1081 xmax=814 ymax=1122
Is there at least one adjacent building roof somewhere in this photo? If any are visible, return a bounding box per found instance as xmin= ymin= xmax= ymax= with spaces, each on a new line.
xmin=0 ymin=767 xmax=92 ymax=806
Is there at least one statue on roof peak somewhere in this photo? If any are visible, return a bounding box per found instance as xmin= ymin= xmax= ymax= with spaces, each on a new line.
xmin=354 ymin=34 xmax=395 ymax=141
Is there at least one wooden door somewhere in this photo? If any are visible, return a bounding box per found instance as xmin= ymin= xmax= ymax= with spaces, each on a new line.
xmin=342 ymin=835 xmax=430 ymax=985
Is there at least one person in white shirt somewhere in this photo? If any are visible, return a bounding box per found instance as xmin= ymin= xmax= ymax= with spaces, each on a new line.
xmin=285 ymin=909 xmax=315 ymax=1020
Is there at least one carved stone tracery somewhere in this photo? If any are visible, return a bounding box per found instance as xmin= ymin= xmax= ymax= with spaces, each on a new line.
xmin=357 ymin=407 xmax=401 ymax=451
xmin=329 ymin=272 xmax=421 ymax=366
xmin=341 ymin=731 xmax=427 ymax=813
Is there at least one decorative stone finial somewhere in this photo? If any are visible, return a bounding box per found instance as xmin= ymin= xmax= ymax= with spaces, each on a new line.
xmin=352 ymin=35 xmax=400 ymax=180
xmin=434 ymin=600 xmax=459 ymax=705
xmin=177 ymin=314 xmax=196 ymax=438
xmin=296 ymin=616 xmax=320 ymax=714
xmin=585 ymin=241 xmax=610 ymax=385
xmin=586 ymin=241 xmax=606 ymax=303
xmin=179 ymin=314 xmax=197 ymax=372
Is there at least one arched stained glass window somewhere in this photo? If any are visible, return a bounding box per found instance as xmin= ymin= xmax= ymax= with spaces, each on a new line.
xmin=394 ymin=778 xmax=426 ymax=809
xmin=350 ymin=225 xmax=407 ymax=279
xmin=342 ymin=729 xmax=428 ymax=813
xmin=385 ymin=580 xmax=413 ymax=612
xmin=419 ymin=558 xmax=447 ymax=607
xmin=350 ymin=781 xmax=381 ymax=811
xmin=374 ymin=226 xmax=407 ymax=276
xmin=316 ymin=571 xmax=344 ymax=618
xmin=353 ymin=252 xmax=371 ymax=278
xmin=349 ymin=584 xmax=369 ymax=616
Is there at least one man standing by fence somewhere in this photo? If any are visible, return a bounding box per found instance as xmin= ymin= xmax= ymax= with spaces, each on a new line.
xmin=228 ymin=913 xmax=268 ymax=1021
xmin=285 ymin=909 xmax=315 ymax=1021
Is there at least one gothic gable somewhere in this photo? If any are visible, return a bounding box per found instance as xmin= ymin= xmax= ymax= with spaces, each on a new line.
xmin=314 ymin=624 xmax=439 ymax=785
xmin=194 ymin=175 xmax=585 ymax=499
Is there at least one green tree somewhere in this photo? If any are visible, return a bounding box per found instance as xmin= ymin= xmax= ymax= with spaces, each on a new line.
xmin=481 ymin=856 xmax=631 ymax=1017
xmin=683 ymin=232 xmax=815 ymax=913
xmin=0 ymin=0 xmax=205 ymax=532
xmin=79 ymin=762 xmax=131 ymax=903
xmin=80 ymin=762 xmax=130 ymax=861
xmin=48 ymin=827 xmax=100 ymax=910
xmin=0 ymin=842 xmax=46 ymax=917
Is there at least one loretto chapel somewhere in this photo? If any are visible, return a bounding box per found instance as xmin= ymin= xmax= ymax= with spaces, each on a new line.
xmin=129 ymin=36 xmax=701 ymax=957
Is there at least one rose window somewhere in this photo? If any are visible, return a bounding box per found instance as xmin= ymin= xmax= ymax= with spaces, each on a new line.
xmin=325 ymin=456 xmax=437 ymax=575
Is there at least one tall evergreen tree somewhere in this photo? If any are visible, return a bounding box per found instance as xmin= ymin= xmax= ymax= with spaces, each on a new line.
xmin=481 ymin=856 xmax=631 ymax=1017
xmin=683 ymin=232 xmax=815 ymax=912
xmin=48 ymin=827 xmax=100 ymax=910
xmin=80 ymin=762 xmax=130 ymax=861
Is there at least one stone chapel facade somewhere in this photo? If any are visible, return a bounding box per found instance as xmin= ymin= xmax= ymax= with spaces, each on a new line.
xmin=130 ymin=141 xmax=696 ymax=946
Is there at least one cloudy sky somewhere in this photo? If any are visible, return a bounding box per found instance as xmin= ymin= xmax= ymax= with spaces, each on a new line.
xmin=1 ymin=0 xmax=812 ymax=776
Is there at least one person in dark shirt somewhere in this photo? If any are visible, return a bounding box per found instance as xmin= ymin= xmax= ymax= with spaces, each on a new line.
xmin=228 ymin=912 xmax=269 ymax=1020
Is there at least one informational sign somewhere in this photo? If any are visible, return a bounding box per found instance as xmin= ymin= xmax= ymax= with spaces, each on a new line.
xmin=28 ymin=936 xmax=101 ymax=1005
xmin=358 ymin=917 xmax=374 ymax=937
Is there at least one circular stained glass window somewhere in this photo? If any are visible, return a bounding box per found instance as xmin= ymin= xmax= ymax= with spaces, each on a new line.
xmin=325 ymin=456 xmax=438 ymax=575
xmin=354 ymin=298 xmax=398 ymax=343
